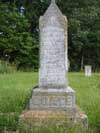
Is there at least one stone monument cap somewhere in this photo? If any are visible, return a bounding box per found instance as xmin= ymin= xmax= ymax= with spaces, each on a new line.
xmin=40 ymin=0 xmax=66 ymax=29
xmin=51 ymin=0 xmax=55 ymax=3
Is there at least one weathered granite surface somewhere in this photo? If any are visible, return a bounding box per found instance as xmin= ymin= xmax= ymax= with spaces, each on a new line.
xmin=29 ymin=86 xmax=75 ymax=110
xmin=28 ymin=0 xmax=71 ymax=111
xmin=19 ymin=107 xmax=88 ymax=133
xmin=39 ymin=0 xmax=68 ymax=89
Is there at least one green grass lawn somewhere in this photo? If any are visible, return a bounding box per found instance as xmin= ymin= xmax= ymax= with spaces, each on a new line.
xmin=0 ymin=72 xmax=100 ymax=132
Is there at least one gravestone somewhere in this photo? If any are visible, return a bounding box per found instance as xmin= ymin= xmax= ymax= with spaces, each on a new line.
xmin=20 ymin=0 xmax=88 ymax=131
xmin=85 ymin=65 xmax=92 ymax=77
xmin=29 ymin=0 xmax=74 ymax=111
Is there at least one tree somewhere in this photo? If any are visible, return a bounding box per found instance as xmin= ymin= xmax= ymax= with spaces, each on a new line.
xmin=0 ymin=0 xmax=100 ymax=71
xmin=0 ymin=3 xmax=39 ymax=69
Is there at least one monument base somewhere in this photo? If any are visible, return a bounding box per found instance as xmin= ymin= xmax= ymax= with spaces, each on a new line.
xmin=19 ymin=106 xmax=88 ymax=133
xmin=29 ymin=86 xmax=75 ymax=111
xmin=19 ymin=86 xmax=88 ymax=132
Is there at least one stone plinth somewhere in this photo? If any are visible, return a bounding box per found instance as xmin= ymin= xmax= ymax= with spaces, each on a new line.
xmin=19 ymin=106 xmax=88 ymax=133
xmin=29 ymin=87 xmax=75 ymax=111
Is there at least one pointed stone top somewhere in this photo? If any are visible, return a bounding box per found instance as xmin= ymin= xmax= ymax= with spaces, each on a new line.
xmin=51 ymin=0 xmax=55 ymax=3
xmin=40 ymin=0 xmax=67 ymax=29
xmin=43 ymin=0 xmax=63 ymax=18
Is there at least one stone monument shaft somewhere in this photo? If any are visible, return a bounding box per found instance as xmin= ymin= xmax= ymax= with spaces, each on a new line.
xmin=29 ymin=1 xmax=75 ymax=110
xmin=39 ymin=0 xmax=68 ymax=89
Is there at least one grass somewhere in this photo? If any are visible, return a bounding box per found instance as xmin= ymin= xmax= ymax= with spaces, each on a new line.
xmin=69 ymin=73 xmax=100 ymax=132
xmin=0 ymin=72 xmax=100 ymax=132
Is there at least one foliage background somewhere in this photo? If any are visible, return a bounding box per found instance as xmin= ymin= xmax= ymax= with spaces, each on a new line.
xmin=0 ymin=0 xmax=100 ymax=71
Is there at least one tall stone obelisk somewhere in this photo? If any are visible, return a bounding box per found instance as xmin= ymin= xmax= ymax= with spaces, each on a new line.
xmin=20 ymin=1 xmax=88 ymax=131
xmin=39 ymin=0 xmax=68 ymax=89
xmin=29 ymin=0 xmax=75 ymax=111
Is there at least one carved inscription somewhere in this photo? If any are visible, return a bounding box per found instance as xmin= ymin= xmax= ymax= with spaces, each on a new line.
xmin=39 ymin=26 xmax=66 ymax=88
xmin=32 ymin=96 xmax=73 ymax=108
xmin=67 ymin=96 xmax=73 ymax=107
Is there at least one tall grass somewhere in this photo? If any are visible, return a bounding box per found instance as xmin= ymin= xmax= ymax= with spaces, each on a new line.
xmin=0 ymin=72 xmax=100 ymax=132
xmin=69 ymin=73 xmax=100 ymax=132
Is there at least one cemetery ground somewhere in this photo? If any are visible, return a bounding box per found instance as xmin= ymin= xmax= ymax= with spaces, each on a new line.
xmin=0 ymin=72 xmax=100 ymax=133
